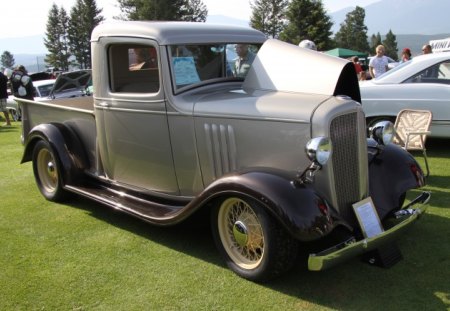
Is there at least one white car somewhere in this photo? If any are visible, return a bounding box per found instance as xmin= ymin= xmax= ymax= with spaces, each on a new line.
xmin=6 ymin=79 xmax=55 ymax=120
xmin=360 ymin=52 xmax=450 ymax=137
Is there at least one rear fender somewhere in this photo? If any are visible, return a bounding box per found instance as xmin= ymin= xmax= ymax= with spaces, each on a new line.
xmin=197 ymin=169 xmax=340 ymax=241
xmin=21 ymin=123 xmax=88 ymax=185
xmin=369 ymin=143 xmax=425 ymax=219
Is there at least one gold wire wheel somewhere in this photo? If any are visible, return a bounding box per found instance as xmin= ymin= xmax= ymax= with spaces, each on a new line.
xmin=217 ymin=197 xmax=265 ymax=269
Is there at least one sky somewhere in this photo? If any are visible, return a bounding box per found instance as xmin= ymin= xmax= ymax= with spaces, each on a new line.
xmin=0 ymin=0 xmax=381 ymax=40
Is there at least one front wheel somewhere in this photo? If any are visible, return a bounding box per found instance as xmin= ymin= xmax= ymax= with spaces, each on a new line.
xmin=32 ymin=140 xmax=68 ymax=202
xmin=211 ymin=196 xmax=298 ymax=282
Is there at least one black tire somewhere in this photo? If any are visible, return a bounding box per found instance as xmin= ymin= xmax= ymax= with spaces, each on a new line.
xmin=366 ymin=116 xmax=396 ymax=130
xmin=211 ymin=196 xmax=298 ymax=282
xmin=32 ymin=140 xmax=68 ymax=202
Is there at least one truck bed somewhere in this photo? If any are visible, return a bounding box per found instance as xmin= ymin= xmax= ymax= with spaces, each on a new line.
xmin=42 ymin=96 xmax=94 ymax=112
xmin=20 ymin=95 xmax=97 ymax=173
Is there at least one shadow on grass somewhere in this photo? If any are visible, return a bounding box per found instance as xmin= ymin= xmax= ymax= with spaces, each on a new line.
xmin=60 ymin=191 xmax=449 ymax=310
xmin=64 ymin=196 xmax=221 ymax=264
xmin=18 ymin=129 xmax=447 ymax=309
xmin=0 ymin=125 xmax=18 ymax=133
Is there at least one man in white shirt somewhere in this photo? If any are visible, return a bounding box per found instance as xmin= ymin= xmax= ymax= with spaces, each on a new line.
xmin=369 ymin=45 xmax=389 ymax=79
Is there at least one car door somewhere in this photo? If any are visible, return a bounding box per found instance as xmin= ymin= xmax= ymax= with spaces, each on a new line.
xmin=402 ymin=60 xmax=450 ymax=137
xmin=94 ymin=38 xmax=178 ymax=194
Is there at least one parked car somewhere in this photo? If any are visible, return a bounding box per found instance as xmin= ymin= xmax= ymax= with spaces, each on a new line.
xmin=6 ymin=79 xmax=56 ymax=121
xmin=361 ymin=52 xmax=450 ymax=137
xmin=48 ymin=69 xmax=91 ymax=99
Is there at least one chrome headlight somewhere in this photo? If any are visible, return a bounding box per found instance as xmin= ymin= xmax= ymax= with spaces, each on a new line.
xmin=370 ymin=121 xmax=395 ymax=145
xmin=306 ymin=137 xmax=332 ymax=166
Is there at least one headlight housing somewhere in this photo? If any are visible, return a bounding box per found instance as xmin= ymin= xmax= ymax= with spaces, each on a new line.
xmin=306 ymin=137 xmax=332 ymax=166
xmin=370 ymin=121 xmax=395 ymax=145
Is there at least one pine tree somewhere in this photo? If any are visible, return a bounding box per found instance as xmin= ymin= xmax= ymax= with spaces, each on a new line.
xmin=1 ymin=51 xmax=15 ymax=69
xmin=382 ymin=29 xmax=398 ymax=61
xmin=334 ymin=6 xmax=370 ymax=54
xmin=68 ymin=0 xmax=105 ymax=69
xmin=44 ymin=5 xmax=72 ymax=71
xmin=250 ymin=0 xmax=288 ymax=39
xmin=370 ymin=33 xmax=382 ymax=53
xmin=279 ymin=0 xmax=333 ymax=51
xmin=181 ymin=0 xmax=208 ymax=22
xmin=117 ymin=0 xmax=205 ymax=21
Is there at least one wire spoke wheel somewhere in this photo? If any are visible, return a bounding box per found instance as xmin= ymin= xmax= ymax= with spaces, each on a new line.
xmin=218 ymin=197 xmax=265 ymax=269
xmin=212 ymin=195 xmax=299 ymax=282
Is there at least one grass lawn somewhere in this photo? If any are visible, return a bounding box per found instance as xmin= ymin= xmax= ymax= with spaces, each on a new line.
xmin=0 ymin=121 xmax=449 ymax=310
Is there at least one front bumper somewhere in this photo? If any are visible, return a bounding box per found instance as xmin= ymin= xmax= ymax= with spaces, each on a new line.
xmin=308 ymin=191 xmax=431 ymax=271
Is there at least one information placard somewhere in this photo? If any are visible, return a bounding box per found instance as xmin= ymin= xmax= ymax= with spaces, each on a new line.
xmin=352 ymin=197 xmax=384 ymax=238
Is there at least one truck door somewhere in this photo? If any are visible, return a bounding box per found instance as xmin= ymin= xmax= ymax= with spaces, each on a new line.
xmin=94 ymin=39 xmax=178 ymax=194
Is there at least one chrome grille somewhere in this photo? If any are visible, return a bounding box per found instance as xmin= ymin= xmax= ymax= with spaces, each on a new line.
xmin=330 ymin=112 xmax=360 ymax=219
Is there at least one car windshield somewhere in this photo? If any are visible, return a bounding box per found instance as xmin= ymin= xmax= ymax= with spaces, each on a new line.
xmin=36 ymin=83 xmax=54 ymax=98
xmin=168 ymin=43 xmax=261 ymax=93
xmin=374 ymin=59 xmax=412 ymax=80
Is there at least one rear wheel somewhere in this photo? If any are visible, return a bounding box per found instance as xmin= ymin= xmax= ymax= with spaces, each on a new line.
xmin=211 ymin=196 xmax=298 ymax=282
xmin=32 ymin=140 xmax=68 ymax=202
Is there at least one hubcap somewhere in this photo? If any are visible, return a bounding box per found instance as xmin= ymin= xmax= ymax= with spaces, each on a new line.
xmin=47 ymin=162 xmax=55 ymax=176
xmin=233 ymin=220 xmax=248 ymax=247
xmin=37 ymin=148 xmax=58 ymax=193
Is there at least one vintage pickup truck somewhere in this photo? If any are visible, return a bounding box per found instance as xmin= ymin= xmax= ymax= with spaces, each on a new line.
xmin=17 ymin=21 xmax=430 ymax=282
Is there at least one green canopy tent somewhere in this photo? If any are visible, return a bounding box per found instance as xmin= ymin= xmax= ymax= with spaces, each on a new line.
xmin=324 ymin=48 xmax=368 ymax=60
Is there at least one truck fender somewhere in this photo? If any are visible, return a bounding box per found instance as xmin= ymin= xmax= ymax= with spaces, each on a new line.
xmin=195 ymin=168 xmax=341 ymax=241
xmin=368 ymin=143 xmax=425 ymax=219
xmin=21 ymin=123 xmax=88 ymax=185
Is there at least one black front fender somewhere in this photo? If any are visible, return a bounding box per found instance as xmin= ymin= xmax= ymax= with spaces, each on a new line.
xmin=369 ymin=143 xmax=425 ymax=219
xmin=195 ymin=168 xmax=339 ymax=241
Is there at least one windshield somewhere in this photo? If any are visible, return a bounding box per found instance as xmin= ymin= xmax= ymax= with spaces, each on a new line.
xmin=169 ymin=43 xmax=261 ymax=93
xmin=374 ymin=59 xmax=411 ymax=80
xmin=35 ymin=83 xmax=54 ymax=98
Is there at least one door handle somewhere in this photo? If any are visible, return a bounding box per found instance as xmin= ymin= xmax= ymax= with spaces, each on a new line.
xmin=97 ymin=102 xmax=111 ymax=108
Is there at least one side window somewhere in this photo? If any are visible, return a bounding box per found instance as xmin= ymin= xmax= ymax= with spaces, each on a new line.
xmin=406 ymin=61 xmax=450 ymax=84
xmin=109 ymin=44 xmax=160 ymax=93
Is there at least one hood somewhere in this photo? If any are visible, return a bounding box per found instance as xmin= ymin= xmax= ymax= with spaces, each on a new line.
xmin=243 ymin=39 xmax=361 ymax=103
xmin=50 ymin=70 xmax=92 ymax=99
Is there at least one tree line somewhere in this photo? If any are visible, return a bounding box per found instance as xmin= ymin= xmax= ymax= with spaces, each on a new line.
xmin=1 ymin=0 xmax=399 ymax=71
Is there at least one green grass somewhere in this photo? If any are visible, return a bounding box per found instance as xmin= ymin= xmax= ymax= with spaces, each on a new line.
xmin=0 ymin=121 xmax=449 ymax=310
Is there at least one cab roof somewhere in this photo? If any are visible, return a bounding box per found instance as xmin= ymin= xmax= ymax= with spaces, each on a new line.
xmin=91 ymin=21 xmax=267 ymax=45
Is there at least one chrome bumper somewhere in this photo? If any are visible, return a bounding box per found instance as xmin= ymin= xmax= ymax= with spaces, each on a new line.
xmin=308 ymin=191 xmax=431 ymax=271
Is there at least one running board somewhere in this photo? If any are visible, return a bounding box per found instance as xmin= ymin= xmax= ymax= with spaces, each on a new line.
xmin=64 ymin=183 xmax=189 ymax=225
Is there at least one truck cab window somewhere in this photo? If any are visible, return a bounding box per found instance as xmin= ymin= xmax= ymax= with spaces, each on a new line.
xmin=109 ymin=44 xmax=160 ymax=93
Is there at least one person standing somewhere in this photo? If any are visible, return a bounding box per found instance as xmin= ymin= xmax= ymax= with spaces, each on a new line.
xmin=400 ymin=48 xmax=412 ymax=63
xmin=369 ymin=45 xmax=389 ymax=79
xmin=422 ymin=44 xmax=433 ymax=54
xmin=351 ymin=56 xmax=364 ymax=80
xmin=0 ymin=70 xmax=11 ymax=126
xmin=10 ymin=65 xmax=34 ymax=100
xmin=233 ymin=44 xmax=256 ymax=78
xmin=298 ymin=39 xmax=317 ymax=51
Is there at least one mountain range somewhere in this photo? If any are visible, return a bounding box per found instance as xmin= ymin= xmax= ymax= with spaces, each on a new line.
xmin=330 ymin=0 xmax=450 ymax=36
xmin=2 ymin=0 xmax=450 ymax=72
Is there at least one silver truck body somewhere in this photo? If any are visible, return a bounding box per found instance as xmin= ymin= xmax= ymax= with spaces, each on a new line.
xmin=18 ymin=22 xmax=429 ymax=281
